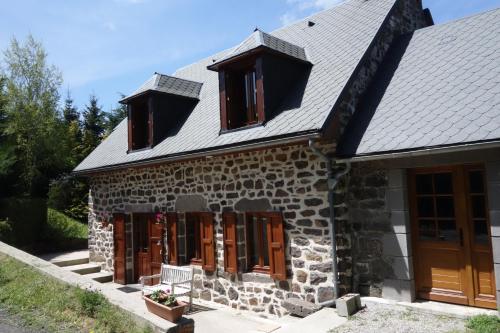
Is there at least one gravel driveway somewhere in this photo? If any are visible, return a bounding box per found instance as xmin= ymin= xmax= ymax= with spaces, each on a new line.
xmin=330 ymin=302 xmax=467 ymax=333
xmin=0 ymin=307 xmax=45 ymax=333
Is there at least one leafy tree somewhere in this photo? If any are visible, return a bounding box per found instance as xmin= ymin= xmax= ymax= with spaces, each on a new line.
xmin=2 ymin=35 xmax=64 ymax=196
xmin=0 ymin=76 xmax=17 ymax=197
xmin=105 ymin=93 xmax=127 ymax=135
xmin=81 ymin=94 xmax=105 ymax=158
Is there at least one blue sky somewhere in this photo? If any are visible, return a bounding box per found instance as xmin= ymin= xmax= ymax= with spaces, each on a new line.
xmin=0 ymin=0 xmax=499 ymax=113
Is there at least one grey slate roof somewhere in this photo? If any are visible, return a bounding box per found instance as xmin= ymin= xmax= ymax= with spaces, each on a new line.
xmin=208 ymin=29 xmax=309 ymax=70
xmin=120 ymin=73 xmax=203 ymax=102
xmin=74 ymin=0 xmax=397 ymax=173
xmin=338 ymin=8 xmax=500 ymax=157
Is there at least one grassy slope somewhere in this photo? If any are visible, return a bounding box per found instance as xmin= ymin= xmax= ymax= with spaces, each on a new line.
xmin=0 ymin=254 xmax=151 ymax=333
xmin=46 ymin=208 xmax=88 ymax=240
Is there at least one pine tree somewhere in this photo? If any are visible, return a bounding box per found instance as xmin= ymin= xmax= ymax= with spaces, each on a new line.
xmin=62 ymin=90 xmax=79 ymax=124
xmin=81 ymin=94 xmax=105 ymax=157
xmin=61 ymin=91 xmax=83 ymax=168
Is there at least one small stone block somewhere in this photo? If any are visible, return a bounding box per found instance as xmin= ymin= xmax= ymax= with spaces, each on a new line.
xmin=336 ymin=293 xmax=361 ymax=317
xmin=282 ymin=298 xmax=321 ymax=317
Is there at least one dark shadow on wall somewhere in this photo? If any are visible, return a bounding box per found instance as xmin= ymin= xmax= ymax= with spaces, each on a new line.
xmin=336 ymin=32 xmax=414 ymax=157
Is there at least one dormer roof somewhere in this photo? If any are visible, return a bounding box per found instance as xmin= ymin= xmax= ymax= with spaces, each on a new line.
xmin=120 ymin=73 xmax=203 ymax=103
xmin=207 ymin=29 xmax=310 ymax=71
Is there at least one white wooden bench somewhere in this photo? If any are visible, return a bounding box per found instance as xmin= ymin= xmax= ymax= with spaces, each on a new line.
xmin=140 ymin=264 xmax=194 ymax=310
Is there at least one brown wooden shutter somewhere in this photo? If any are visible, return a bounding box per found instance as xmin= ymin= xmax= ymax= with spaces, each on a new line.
xmin=148 ymin=214 xmax=164 ymax=285
xmin=113 ymin=213 xmax=127 ymax=285
xmin=267 ymin=212 xmax=286 ymax=281
xmin=200 ymin=212 xmax=216 ymax=272
xmin=222 ymin=212 xmax=238 ymax=273
xmin=219 ymin=71 xmax=228 ymax=131
xmin=127 ymin=105 xmax=133 ymax=151
xmin=255 ymin=57 xmax=265 ymax=123
xmin=166 ymin=213 xmax=178 ymax=265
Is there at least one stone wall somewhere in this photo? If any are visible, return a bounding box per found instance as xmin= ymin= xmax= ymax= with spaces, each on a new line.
xmin=88 ymin=143 xmax=336 ymax=316
xmin=347 ymin=163 xmax=415 ymax=302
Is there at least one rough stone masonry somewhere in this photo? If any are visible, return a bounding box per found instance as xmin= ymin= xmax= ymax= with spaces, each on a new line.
xmin=89 ymin=143 xmax=339 ymax=316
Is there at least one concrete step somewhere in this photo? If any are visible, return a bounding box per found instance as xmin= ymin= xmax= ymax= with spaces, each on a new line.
xmin=51 ymin=256 xmax=89 ymax=267
xmin=41 ymin=250 xmax=90 ymax=267
xmin=63 ymin=263 xmax=101 ymax=275
xmin=86 ymin=271 xmax=114 ymax=283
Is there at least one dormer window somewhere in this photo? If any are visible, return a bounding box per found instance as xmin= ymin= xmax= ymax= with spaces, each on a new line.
xmin=120 ymin=73 xmax=202 ymax=153
xmin=129 ymin=97 xmax=152 ymax=150
xmin=220 ymin=60 xmax=264 ymax=130
xmin=208 ymin=29 xmax=311 ymax=133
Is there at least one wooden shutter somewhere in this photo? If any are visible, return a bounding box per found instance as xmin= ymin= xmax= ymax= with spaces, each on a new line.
xmin=166 ymin=213 xmax=178 ymax=265
xmin=222 ymin=212 xmax=238 ymax=273
xmin=200 ymin=212 xmax=215 ymax=272
xmin=148 ymin=214 xmax=164 ymax=285
xmin=267 ymin=212 xmax=286 ymax=281
xmin=113 ymin=213 xmax=127 ymax=284
xmin=219 ymin=71 xmax=228 ymax=131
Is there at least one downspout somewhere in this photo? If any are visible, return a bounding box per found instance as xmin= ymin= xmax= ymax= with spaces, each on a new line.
xmin=309 ymin=139 xmax=351 ymax=307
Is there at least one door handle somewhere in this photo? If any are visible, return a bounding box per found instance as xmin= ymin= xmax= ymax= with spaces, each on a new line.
xmin=459 ymin=228 xmax=464 ymax=246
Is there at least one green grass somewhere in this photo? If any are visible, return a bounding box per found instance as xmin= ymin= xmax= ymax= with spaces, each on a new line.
xmin=46 ymin=208 xmax=88 ymax=240
xmin=466 ymin=314 xmax=500 ymax=333
xmin=0 ymin=253 xmax=152 ymax=333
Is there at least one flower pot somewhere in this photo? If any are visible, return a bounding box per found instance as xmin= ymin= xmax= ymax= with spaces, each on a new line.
xmin=143 ymin=295 xmax=187 ymax=323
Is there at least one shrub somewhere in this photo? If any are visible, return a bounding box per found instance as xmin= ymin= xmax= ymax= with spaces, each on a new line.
xmin=0 ymin=218 xmax=12 ymax=242
xmin=0 ymin=197 xmax=47 ymax=246
xmin=466 ymin=314 xmax=500 ymax=333
xmin=77 ymin=289 xmax=106 ymax=318
xmin=45 ymin=208 xmax=87 ymax=240
xmin=48 ymin=174 xmax=88 ymax=222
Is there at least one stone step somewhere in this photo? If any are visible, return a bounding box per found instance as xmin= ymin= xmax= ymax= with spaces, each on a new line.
xmin=41 ymin=250 xmax=90 ymax=267
xmin=63 ymin=263 xmax=101 ymax=275
xmin=86 ymin=271 xmax=114 ymax=283
xmin=50 ymin=256 xmax=89 ymax=267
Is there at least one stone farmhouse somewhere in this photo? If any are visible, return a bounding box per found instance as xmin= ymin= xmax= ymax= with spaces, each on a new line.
xmin=74 ymin=0 xmax=500 ymax=315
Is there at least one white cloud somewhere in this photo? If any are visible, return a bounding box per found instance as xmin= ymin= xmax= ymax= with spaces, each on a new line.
xmin=281 ymin=0 xmax=344 ymax=26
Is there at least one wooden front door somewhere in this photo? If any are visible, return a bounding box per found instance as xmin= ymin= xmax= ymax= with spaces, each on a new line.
xmin=133 ymin=213 xmax=165 ymax=284
xmin=149 ymin=215 xmax=165 ymax=285
xmin=409 ymin=165 xmax=496 ymax=309
xmin=113 ymin=214 xmax=127 ymax=284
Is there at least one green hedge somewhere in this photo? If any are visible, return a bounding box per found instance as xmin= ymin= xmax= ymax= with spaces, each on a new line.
xmin=0 ymin=197 xmax=47 ymax=246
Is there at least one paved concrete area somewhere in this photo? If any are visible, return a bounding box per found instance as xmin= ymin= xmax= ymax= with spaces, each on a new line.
xmin=362 ymin=296 xmax=498 ymax=319
xmin=39 ymin=249 xmax=89 ymax=263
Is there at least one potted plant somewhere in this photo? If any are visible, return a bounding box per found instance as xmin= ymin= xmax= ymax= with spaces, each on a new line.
xmin=143 ymin=289 xmax=187 ymax=322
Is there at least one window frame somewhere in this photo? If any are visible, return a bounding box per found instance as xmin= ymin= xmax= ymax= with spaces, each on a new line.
xmin=245 ymin=212 xmax=272 ymax=274
xmin=127 ymin=96 xmax=153 ymax=152
xmin=185 ymin=212 xmax=203 ymax=266
xmin=219 ymin=57 xmax=265 ymax=132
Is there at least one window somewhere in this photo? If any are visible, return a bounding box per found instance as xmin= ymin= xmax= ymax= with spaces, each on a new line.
xmin=219 ymin=59 xmax=264 ymax=131
xmin=184 ymin=212 xmax=216 ymax=271
xmin=246 ymin=212 xmax=270 ymax=273
xmin=185 ymin=213 xmax=202 ymax=265
xmin=128 ymin=97 xmax=152 ymax=151
xmin=243 ymin=212 xmax=286 ymax=280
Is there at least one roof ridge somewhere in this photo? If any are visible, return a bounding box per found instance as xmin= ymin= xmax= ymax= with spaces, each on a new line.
xmin=414 ymin=5 xmax=500 ymax=33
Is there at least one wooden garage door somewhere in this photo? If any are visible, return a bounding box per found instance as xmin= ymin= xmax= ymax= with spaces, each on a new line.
xmin=409 ymin=165 xmax=496 ymax=309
